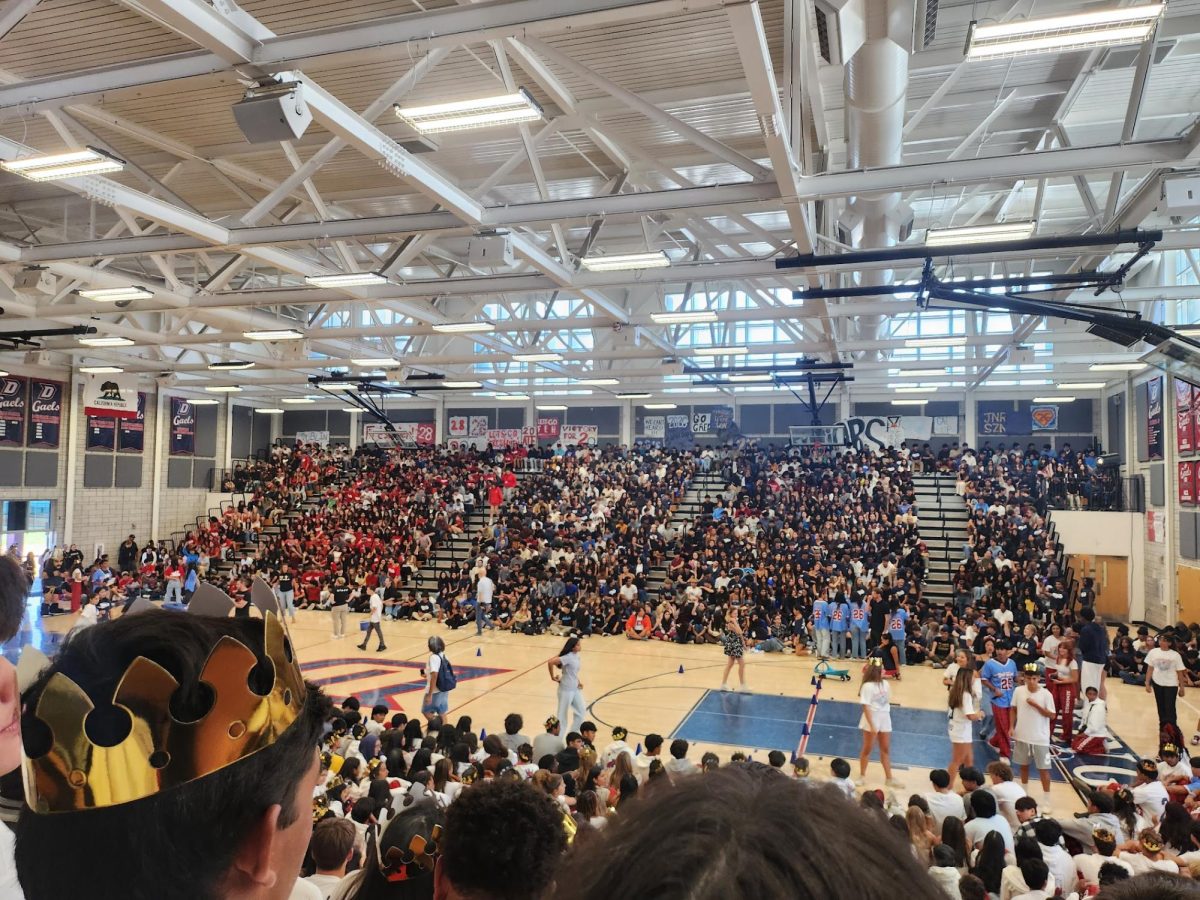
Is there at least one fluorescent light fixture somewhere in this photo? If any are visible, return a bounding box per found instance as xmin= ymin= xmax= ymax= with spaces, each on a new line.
xmin=537 ymin=404 xmax=567 ymax=411
xmin=498 ymin=393 xmax=530 ymax=401
xmin=892 ymin=367 xmax=949 ymax=377
xmin=432 ymin=323 xmax=496 ymax=334
xmin=396 ymin=88 xmax=542 ymax=134
xmin=1176 ymin=326 xmax=1200 ymax=337
xmin=442 ymin=380 xmax=483 ymax=388
xmin=617 ymin=392 xmax=651 ymax=399
xmin=905 ymin=337 xmax=966 ymax=348
xmin=650 ymin=310 xmax=718 ymax=325
xmin=79 ymin=365 xmax=123 ymax=374
xmin=1089 ymin=362 xmax=1146 ymax=372
xmin=244 ymin=329 xmax=304 ymax=341
xmin=1033 ymin=396 xmax=1074 ymax=403
xmin=341 ymin=407 xmax=362 ymax=413
xmin=645 ymin=403 xmax=677 ymax=409
xmin=2 ymin=146 xmax=124 ymax=181
xmin=892 ymin=399 xmax=929 ymax=406
xmin=281 ymin=397 xmax=315 ymax=404
xmin=1056 ymin=382 xmax=1106 ymax=390
xmin=208 ymin=360 xmax=255 ymax=371
xmin=727 ymin=373 xmax=774 ymax=383
xmin=305 ymin=272 xmax=387 ymax=288
xmin=189 ymin=398 xmax=220 ymax=405
xmin=925 ymin=221 xmax=1037 ymax=246
xmin=350 ymin=357 xmax=397 ymax=367
xmin=893 ymin=386 xmax=937 ymax=393
xmin=580 ymin=251 xmax=670 ymax=272
xmin=205 ymin=386 xmax=242 ymax=393
xmin=318 ymin=381 xmax=357 ymax=391
xmin=77 ymin=286 xmax=153 ymax=302
xmin=512 ymin=352 xmax=563 ymax=363
xmin=254 ymin=408 xmax=284 ymax=414
xmin=573 ymin=378 xmax=620 ymax=386
xmin=965 ymin=4 xmax=1164 ymax=59
xmin=692 ymin=346 xmax=748 ymax=357
xmin=78 ymin=336 xmax=133 ymax=347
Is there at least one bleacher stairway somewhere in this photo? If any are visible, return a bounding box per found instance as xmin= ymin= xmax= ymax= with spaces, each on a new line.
xmin=912 ymin=473 xmax=968 ymax=604
xmin=642 ymin=469 xmax=727 ymax=596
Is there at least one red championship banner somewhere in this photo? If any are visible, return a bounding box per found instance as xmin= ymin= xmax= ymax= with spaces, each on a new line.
xmin=1181 ymin=461 xmax=1196 ymax=505
xmin=1193 ymin=385 xmax=1200 ymax=455
xmin=1178 ymin=379 xmax=1195 ymax=455
xmin=536 ymin=416 xmax=560 ymax=440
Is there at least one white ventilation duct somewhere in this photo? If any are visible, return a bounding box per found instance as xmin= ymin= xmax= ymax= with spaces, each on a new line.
xmin=833 ymin=0 xmax=914 ymax=356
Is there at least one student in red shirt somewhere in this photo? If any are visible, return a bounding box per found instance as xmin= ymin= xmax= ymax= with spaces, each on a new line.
xmin=163 ymin=558 xmax=184 ymax=604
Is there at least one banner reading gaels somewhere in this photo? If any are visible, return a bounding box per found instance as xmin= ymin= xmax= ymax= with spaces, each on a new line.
xmin=169 ymin=396 xmax=195 ymax=456
xmin=118 ymin=392 xmax=146 ymax=453
xmin=1178 ymin=379 xmax=1195 ymax=455
xmin=0 ymin=375 xmax=26 ymax=446
xmin=1147 ymin=376 xmax=1165 ymax=461
xmin=1181 ymin=461 xmax=1196 ymax=505
xmin=26 ymin=378 xmax=61 ymax=448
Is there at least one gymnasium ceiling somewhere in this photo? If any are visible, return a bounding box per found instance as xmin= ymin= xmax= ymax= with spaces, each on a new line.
xmin=0 ymin=0 xmax=1198 ymax=407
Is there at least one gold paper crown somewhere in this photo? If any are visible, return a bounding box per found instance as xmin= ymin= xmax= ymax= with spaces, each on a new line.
xmin=23 ymin=579 xmax=306 ymax=814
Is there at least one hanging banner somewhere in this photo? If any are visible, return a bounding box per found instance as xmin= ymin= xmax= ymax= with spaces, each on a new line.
xmin=26 ymin=379 xmax=62 ymax=449
xmin=933 ymin=415 xmax=959 ymax=436
xmin=0 ymin=375 xmax=26 ymax=446
xmin=117 ymin=392 xmax=146 ymax=453
xmin=1030 ymin=405 xmax=1059 ymax=432
xmin=979 ymin=409 xmax=1011 ymax=436
xmin=837 ymin=416 xmax=933 ymax=452
xmin=86 ymin=416 xmax=116 ymax=451
xmin=665 ymin=414 xmax=694 ymax=450
xmin=363 ymin=423 xmax=433 ymax=447
xmin=169 ymin=396 xmax=196 ymax=456
xmin=1147 ymin=376 xmax=1164 ymax=460
xmin=486 ymin=428 xmax=523 ymax=448
xmin=448 ymin=415 xmax=468 ymax=437
xmin=522 ymin=425 xmax=537 ymax=446
xmin=82 ymin=372 xmax=138 ymax=420
xmin=469 ymin=416 xmax=489 ymax=437
xmin=1147 ymin=509 xmax=1166 ymax=544
xmin=644 ymin=416 xmax=665 ymax=439
xmin=1181 ymin=380 xmax=1197 ymax=455
xmin=560 ymin=424 xmax=598 ymax=446
xmin=536 ymin=416 xmax=560 ymax=440
xmin=295 ymin=430 xmax=330 ymax=447
xmin=1193 ymin=386 xmax=1200 ymax=455
xmin=1181 ymin=461 xmax=1196 ymax=505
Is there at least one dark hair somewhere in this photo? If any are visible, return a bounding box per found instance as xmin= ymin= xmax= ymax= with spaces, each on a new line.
xmin=670 ymin=739 xmax=689 ymax=760
xmin=504 ymin=713 xmax=524 ymax=736
xmin=929 ymin=769 xmax=950 ymax=790
xmin=440 ymin=781 xmax=565 ymax=900
xmin=645 ymin=733 xmax=663 ymax=753
xmin=1096 ymin=862 xmax=1132 ymax=887
xmin=1014 ymin=837 xmax=1041 ymax=864
xmin=1033 ymin=818 xmax=1062 ymax=848
xmin=831 ymin=758 xmax=851 ymax=779
xmin=1014 ymin=796 xmax=1038 ymax=813
xmin=1160 ymin=802 xmax=1193 ymax=853
xmin=767 ymin=750 xmax=786 ymax=768
xmin=1018 ymin=858 xmax=1048 ymax=892
xmin=959 ymin=766 xmax=983 ymax=786
xmin=932 ymin=843 xmax=957 ymax=868
xmin=580 ymin=721 xmax=596 ymax=734
xmin=940 ymin=817 xmax=967 ymax=868
xmin=550 ymin=765 xmax=946 ymax=900
xmin=371 ymin=703 xmax=388 ymax=718
xmin=310 ymin=817 xmax=356 ymax=870
xmin=969 ymin=789 xmax=997 ymax=819
xmin=971 ymin=831 xmax=1006 ymax=894
xmin=700 ymin=752 xmax=720 ymax=771
xmin=617 ymin=774 xmax=638 ymax=806
xmin=1096 ymin=873 xmax=1200 ymax=898
xmin=345 ymin=800 xmax=445 ymax=900
xmin=15 ymin=610 xmax=329 ymax=900
xmin=958 ymin=874 xmax=986 ymax=900
xmin=0 ymin=555 xmax=28 ymax=641
xmin=558 ymin=636 xmax=581 ymax=657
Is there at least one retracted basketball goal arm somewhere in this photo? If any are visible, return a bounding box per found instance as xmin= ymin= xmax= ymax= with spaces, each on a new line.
xmin=684 ymin=359 xmax=853 ymax=427
xmin=308 ymin=375 xmax=417 ymax=432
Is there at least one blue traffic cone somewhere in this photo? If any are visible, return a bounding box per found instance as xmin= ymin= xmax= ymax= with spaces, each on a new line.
xmin=480 ymin=728 xmax=486 ymax=739
xmin=635 ymin=742 xmax=642 ymax=755
xmin=476 ymin=647 xmax=482 ymax=657
xmin=678 ymin=664 xmax=684 ymax=674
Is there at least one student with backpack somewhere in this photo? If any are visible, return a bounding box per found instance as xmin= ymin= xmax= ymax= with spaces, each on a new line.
xmin=423 ymin=635 xmax=457 ymax=723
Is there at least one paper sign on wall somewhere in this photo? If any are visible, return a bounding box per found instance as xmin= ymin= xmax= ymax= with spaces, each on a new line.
xmin=644 ymin=416 xmax=665 ymax=438
xmin=469 ymin=416 xmax=489 ymax=437
xmin=560 ymin=424 xmax=598 ymax=446
xmin=448 ymin=416 xmax=468 ymax=437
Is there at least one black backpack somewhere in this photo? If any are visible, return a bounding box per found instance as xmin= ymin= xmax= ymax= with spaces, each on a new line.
xmin=436 ymin=654 xmax=457 ymax=692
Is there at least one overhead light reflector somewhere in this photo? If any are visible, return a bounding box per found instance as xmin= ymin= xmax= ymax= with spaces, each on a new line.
xmin=281 ymin=397 xmax=315 ymax=404
xmin=892 ymin=399 xmax=929 ymax=406
xmin=208 ymin=360 xmax=255 ymax=371
xmin=645 ymin=403 xmax=677 ymax=409
xmin=78 ymin=336 xmax=133 ymax=347
xmin=255 ymin=407 xmax=284 ymax=414
xmin=905 ymin=337 xmax=966 ymax=348
xmin=432 ymin=323 xmax=496 ymax=334
xmin=513 ymin=352 xmax=563 ymax=363
xmin=442 ymin=381 xmax=483 ymax=388
xmin=77 ymin=286 xmax=153 ymax=302
xmin=580 ymin=251 xmax=670 ymax=272
xmin=1089 ymin=362 xmax=1146 ymax=372
xmin=305 ymin=272 xmax=387 ymax=288
xmin=1033 ymin=396 xmax=1075 ymax=403
xmin=341 ymin=407 xmax=362 ymax=413
xmin=965 ymin=4 xmax=1164 ymax=59
xmin=617 ymin=392 xmax=651 ymax=399
xmin=892 ymin=367 xmax=949 ymax=377
xmin=79 ymin=365 xmax=123 ymax=374
xmin=727 ymin=373 xmax=774 ymax=383
xmin=351 ymin=357 xmax=397 ymax=367
xmin=189 ymin=398 xmax=220 ymax=405
xmin=1056 ymin=381 xmax=1106 ymax=390
xmin=573 ymin=378 xmax=620 ymax=386
xmin=650 ymin=310 xmax=718 ymax=324
xmin=925 ymin=221 xmax=1037 ymax=246
xmin=244 ymin=329 xmax=304 ymax=341
xmin=2 ymin=146 xmax=124 ymax=181
xmin=319 ymin=382 xmax=357 ymax=391
xmin=537 ymin=404 xmax=567 ymax=411
xmin=396 ymin=89 xmax=542 ymax=134
xmin=205 ymin=385 xmax=242 ymax=393
xmin=893 ymin=386 xmax=937 ymax=393
xmin=692 ymin=346 xmax=748 ymax=357
xmin=498 ymin=393 xmax=531 ymax=401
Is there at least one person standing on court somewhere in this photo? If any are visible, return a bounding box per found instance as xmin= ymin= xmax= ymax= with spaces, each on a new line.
xmin=330 ymin=575 xmax=352 ymax=639
xmin=858 ymin=658 xmax=902 ymax=788
xmin=357 ymin=585 xmax=387 ymax=653
xmin=423 ymin=635 xmax=456 ymax=723
xmin=887 ymin=600 xmax=910 ymax=667
xmin=547 ymin=636 xmax=587 ymax=733
xmin=1145 ymin=630 xmax=1187 ymax=731
xmin=1011 ymin=662 xmax=1056 ymax=813
xmin=812 ymin=591 xmax=830 ymax=659
xmin=274 ymin=563 xmax=297 ymax=623
xmin=1076 ymin=606 xmax=1109 ymax=700
xmin=475 ymin=568 xmax=496 ymax=635
xmin=718 ymin=607 xmax=748 ymax=692
xmin=981 ymin=641 xmax=1018 ymax=761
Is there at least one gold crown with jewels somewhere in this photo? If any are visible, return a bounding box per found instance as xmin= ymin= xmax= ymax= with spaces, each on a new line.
xmin=22 ymin=578 xmax=307 ymax=814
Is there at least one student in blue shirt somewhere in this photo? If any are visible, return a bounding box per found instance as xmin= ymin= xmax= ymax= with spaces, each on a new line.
xmin=812 ymin=595 xmax=831 ymax=659
xmin=980 ymin=642 xmax=1018 ymax=761
xmin=848 ymin=596 xmax=870 ymax=659
xmin=887 ymin=602 xmax=909 ymax=666
xmin=829 ymin=595 xmax=850 ymax=659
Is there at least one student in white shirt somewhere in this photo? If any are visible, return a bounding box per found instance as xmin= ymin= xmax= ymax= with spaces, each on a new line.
xmin=1010 ymin=665 xmax=1056 ymax=811
xmin=965 ymin=789 xmax=1015 ymax=852
xmin=986 ymin=761 xmax=1028 ymax=829
xmin=356 ymin=589 xmax=386 ymax=653
xmin=1130 ymin=758 xmax=1170 ymax=824
xmin=1145 ymin=631 xmax=1187 ymax=731
xmin=304 ymin=818 xmax=355 ymax=899
xmin=924 ymin=768 xmax=969 ymax=830
xmin=858 ymin=659 xmax=902 ymax=789
xmin=1072 ymin=685 xmax=1108 ymax=755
